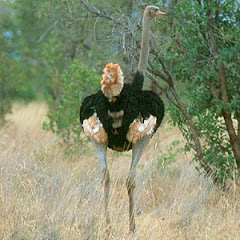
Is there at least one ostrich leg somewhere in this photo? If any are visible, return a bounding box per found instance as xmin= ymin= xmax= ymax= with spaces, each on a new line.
xmin=91 ymin=140 xmax=110 ymax=226
xmin=126 ymin=135 xmax=151 ymax=232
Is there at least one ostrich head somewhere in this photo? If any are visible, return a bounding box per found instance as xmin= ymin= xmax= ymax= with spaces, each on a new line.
xmin=145 ymin=5 xmax=166 ymax=18
xmin=101 ymin=63 xmax=124 ymax=100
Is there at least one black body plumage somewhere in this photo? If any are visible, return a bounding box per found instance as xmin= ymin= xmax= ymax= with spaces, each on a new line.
xmin=80 ymin=71 xmax=164 ymax=151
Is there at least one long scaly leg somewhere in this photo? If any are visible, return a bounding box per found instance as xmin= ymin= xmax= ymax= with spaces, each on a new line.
xmin=91 ymin=140 xmax=110 ymax=226
xmin=126 ymin=135 xmax=151 ymax=233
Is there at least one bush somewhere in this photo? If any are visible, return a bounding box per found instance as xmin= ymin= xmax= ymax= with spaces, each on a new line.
xmin=43 ymin=60 xmax=100 ymax=141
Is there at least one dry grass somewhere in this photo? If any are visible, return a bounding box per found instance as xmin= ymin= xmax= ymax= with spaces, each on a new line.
xmin=0 ymin=102 xmax=239 ymax=240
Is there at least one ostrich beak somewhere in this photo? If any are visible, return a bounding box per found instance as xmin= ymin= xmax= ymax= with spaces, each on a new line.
xmin=156 ymin=10 xmax=167 ymax=21
xmin=156 ymin=10 xmax=167 ymax=16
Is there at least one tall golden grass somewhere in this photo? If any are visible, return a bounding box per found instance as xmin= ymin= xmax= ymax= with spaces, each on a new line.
xmin=0 ymin=102 xmax=239 ymax=239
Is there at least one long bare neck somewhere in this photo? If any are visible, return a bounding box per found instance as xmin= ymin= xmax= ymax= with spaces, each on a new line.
xmin=137 ymin=10 xmax=151 ymax=74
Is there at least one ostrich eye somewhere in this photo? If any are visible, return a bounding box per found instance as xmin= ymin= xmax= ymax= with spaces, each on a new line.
xmin=153 ymin=8 xmax=159 ymax=12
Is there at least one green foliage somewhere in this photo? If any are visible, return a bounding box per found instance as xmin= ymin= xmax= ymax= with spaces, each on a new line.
xmin=0 ymin=33 xmax=18 ymax=121
xmin=165 ymin=0 xmax=240 ymax=183
xmin=43 ymin=60 xmax=100 ymax=140
xmin=157 ymin=140 xmax=183 ymax=168
xmin=0 ymin=0 xmax=48 ymax=122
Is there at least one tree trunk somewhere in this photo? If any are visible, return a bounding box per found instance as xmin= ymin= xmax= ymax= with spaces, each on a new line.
xmin=219 ymin=63 xmax=240 ymax=169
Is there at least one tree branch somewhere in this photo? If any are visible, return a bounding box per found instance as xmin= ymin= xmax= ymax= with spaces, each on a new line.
xmin=219 ymin=63 xmax=240 ymax=168
xmin=80 ymin=0 xmax=121 ymax=25
xmin=205 ymin=4 xmax=240 ymax=170
xmin=206 ymin=80 xmax=219 ymax=99
xmin=150 ymin=49 xmax=175 ymax=88
xmin=37 ymin=20 xmax=59 ymax=43
xmin=147 ymin=54 xmax=214 ymax=176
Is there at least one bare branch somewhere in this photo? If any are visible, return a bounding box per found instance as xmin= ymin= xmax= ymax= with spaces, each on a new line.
xmin=150 ymin=49 xmax=175 ymax=88
xmin=37 ymin=20 xmax=59 ymax=43
xmin=80 ymin=0 xmax=120 ymax=24
xmin=147 ymin=62 xmax=169 ymax=84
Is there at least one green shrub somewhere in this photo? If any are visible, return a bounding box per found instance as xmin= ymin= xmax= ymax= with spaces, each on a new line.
xmin=43 ymin=60 xmax=100 ymax=141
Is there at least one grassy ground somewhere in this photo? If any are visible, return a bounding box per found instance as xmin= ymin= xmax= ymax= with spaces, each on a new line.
xmin=0 ymin=102 xmax=239 ymax=239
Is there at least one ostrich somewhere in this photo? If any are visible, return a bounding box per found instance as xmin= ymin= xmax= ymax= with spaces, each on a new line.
xmin=80 ymin=5 xmax=166 ymax=232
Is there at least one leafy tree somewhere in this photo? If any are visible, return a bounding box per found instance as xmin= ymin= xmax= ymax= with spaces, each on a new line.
xmin=0 ymin=0 xmax=46 ymax=122
xmin=161 ymin=0 xmax=240 ymax=183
